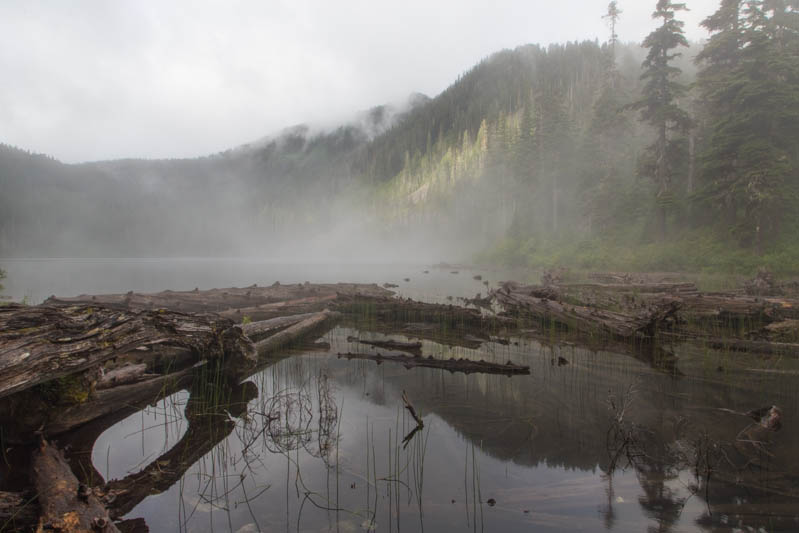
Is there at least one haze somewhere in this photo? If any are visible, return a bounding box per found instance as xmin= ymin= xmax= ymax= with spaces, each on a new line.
xmin=2 ymin=0 xmax=718 ymax=163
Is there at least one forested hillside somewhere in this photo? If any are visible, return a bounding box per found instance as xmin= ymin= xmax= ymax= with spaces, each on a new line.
xmin=0 ymin=103 xmax=407 ymax=257
xmin=361 ymin=0 xmax=799 ymax=273
xmin=1 ymin=0 xmax=797 ymax=273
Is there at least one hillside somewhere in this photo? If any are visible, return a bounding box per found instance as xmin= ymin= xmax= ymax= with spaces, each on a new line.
xmin=2 ymin=13 xmax=798 ymax=274
xmin=0 ymin=101 xmax=411 ymax=257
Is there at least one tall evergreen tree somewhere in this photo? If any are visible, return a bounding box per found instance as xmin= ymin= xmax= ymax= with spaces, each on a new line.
xmin=695 ymin=0 xmax=799 ymax=250
xmin=603 ymin=1 xmax=623 ymax=60
xmin=632 ymin=0 xmax=693 ymax=239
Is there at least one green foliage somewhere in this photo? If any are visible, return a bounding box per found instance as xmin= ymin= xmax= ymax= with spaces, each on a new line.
xmin=630 ymin=0 xmax=692 ymax=239
xmin=37 ymin=375 xmax=90 ymax=405
xmin=694 ymin=0 xmax=799 ymax=251
xmin=0 ymin=267 xmax=4 ymax=293
xmin=2 ymin=0 xmax=796 ymax=274
xmin=478 ymin=227 xmax=799 ymax=276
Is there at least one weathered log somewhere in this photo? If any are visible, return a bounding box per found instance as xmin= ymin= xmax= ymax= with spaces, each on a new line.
xmin=677 ymin=294 xmax=798 ymax=323
xmin=46 ymin=367 xmax=197 ymax=435
xmin=493 ymin=283 xmax=680 ymax=339
xmin=47 ymin=283 xmax=392 ymax=316
xmin=402 ymin=390 xmax=424 ymax=427
xmin=0 ymin=304 xmax=255 ymax=399
xmin=31 ymin=440 xmax=121 ymax=533
xmin=337 ymin=351 xmax=530 ymax=375
xmin=220 ymin=294 xmax=338 ymax=321
xmin=0 ymin=491 xmax=37 ymax=532
xmin=255 ymin=310 xmax=337 ymax=356
xmin=562 ymin=282 xmax=698 ymax=294
xmin=0 ymin=365 xmax=197 ymax=441
xmin=751 ymin=319 xmax=799 ymax=343
xmin=116 ymin=518 xmax=149 ymax=533
xmin=587 ymin=271 xmax=686 ymax=284
xmin=659 ymin=334 xmax=799 ymax=356
xmin=96 ymin=363 xmax=152 ymax=390
xmin=241 ymin=312 xmax=319 ymax=340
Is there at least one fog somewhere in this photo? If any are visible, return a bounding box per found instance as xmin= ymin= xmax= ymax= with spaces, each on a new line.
xmin=1 ymin=0 xmax=794 ymax=279
xmin=1 ymin=1 xmax=718 ymax=163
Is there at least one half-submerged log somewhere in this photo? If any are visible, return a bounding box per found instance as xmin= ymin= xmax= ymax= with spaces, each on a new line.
xmin=493 ymin=282 xmax=680 ymax=339
xmin=31 ymin=440 xmax=120 ymax=533
xmin=337 ymin=351 xmax=530 ymax=375
xmin=242 ymin=312 xmax=319 ymax=340
xmin=47 ymin=283 xmax=392 ymax=317
xmin=255 ymin=310 xmax=337 ymax=356
xmin=0 ymin=303 xmax=255 ymax=400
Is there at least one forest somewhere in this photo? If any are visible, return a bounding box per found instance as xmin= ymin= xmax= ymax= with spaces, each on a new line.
xmin=1 ymin=0 xmax=798 ymax=273
xmin=2 ymin=2 xmax=799 ymax=532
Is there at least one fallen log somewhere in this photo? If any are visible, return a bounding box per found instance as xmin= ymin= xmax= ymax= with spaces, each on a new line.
xmin=255 ymin=310 xmax=337 ymax=356
xmin=96 ymin=363 xmax=152 ymax=390
xmin=242 ymin=312 xmax=319 ymax=340
xmin=46 ymin=367 xmax=197 ymax=436
xmin=678 ymin=294 xmax=797 ymax=323
xmin=658 ymin=333 xmax=799 ymax=357
xmin=220 ymin=294 xmax=338 ymax=322
xmin=751 ymin=319 xmax=799 ymax=343
xmin=0 ymin=303 xmax=255 ymax=400
xmin=402 ymin=390 xmax=424 ymax=427
xmin=561 ymin=282 xmax=699 ymax=294
xmin=47 ymin=283 xmax=393 ymax=316
xmin=116 ymin=518 xmax=149 ymax=533
xmin=493 ymin=283 xmax=680 ymax=339
xmin=31 ymin=440 xmax=120 ymax=533
xmin=1 ymin=365 xmax=197 ymax=441
xmin=337 ymin=351 xmax=530 ymax=376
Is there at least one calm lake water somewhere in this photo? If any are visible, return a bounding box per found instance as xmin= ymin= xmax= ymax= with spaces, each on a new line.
xmin=3 ymin=259 xmax=798 ymax=532
xmin=0 ymin=258 xmax=516 ymax=305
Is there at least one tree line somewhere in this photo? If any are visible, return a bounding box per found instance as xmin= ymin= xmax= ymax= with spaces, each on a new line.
xmin=363 ymin=0 xmax=799 ymax=266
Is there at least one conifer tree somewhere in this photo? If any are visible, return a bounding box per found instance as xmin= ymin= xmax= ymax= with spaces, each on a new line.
xmin=631 ymin=0 xmax=693 ymax=239
xmin=695 ymin=0 xmax=799 ymax=250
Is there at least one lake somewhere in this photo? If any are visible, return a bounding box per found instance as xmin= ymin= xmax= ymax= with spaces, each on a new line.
xmin=1 ymin=259 xmax=797 ymax=532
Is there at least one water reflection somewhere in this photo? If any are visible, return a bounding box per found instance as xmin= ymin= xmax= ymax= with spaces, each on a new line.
xmin=71 ymin=326 xmax=799 ymax=532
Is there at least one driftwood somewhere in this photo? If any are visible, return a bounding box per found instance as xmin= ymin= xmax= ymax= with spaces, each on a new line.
xmin=31 ymin=440 xmax=120 ymax=533
xmin=47 ymin=367 xmax=197 ymax=436
xmin=242 ymin=312 xmax=319 ymax=339
xmin=401 ymin=390 xmax=424 ymax=448
xmin=493 ymin=282 xmax=681 ymax=339
xmin=402 ymin=390 xmax=424 ymax=427
xmin=0 ymin=303 xmax=255 ymax=400
xmin=47 ymin=283 xmax=392 ymax=317
xmin=96 ymin=363 xmax=152 ymax=390
xmin=337 ymin=351 xmax=530 ymax=375
xmin=116 ymin=518 xmax=149 ymax=533
xmin=255 ymin=310 xmax=337 ymax=356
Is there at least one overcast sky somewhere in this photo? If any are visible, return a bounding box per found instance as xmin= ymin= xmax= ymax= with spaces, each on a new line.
xmin=0 ymin=0 xmax=720 ymax=163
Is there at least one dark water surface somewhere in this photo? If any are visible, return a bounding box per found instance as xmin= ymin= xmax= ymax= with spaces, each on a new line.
xmin=3 ymin=259 xmax=798 ymax=532
xmin=88 ymin=328 xmax=799 ymax=533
